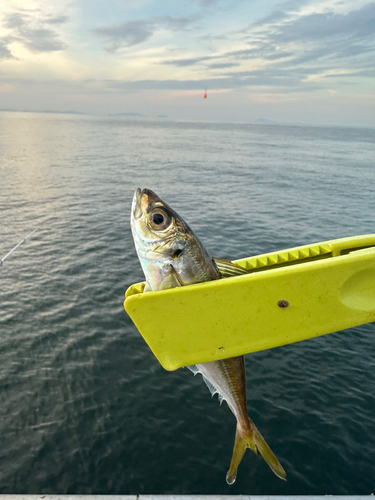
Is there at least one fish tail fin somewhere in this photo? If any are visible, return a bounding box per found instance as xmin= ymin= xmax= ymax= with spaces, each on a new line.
xmin=226 ymin=426 xmax=249 ymax=485
xmin=252 ymin=425 xmax=287 ymax=481
xmin=226 ymin=421 xmax=287 ymax=485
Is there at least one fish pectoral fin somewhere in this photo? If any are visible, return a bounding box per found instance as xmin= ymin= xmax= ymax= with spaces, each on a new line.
xmin=226 ymin=422 xmax=287 ymax=485
xmin=213 ymin=258 xmax=249 ymax=278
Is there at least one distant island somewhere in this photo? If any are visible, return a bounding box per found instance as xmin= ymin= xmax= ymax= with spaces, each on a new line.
xmin=0 ymin=109 xmax=85 ymax=115
xmin=255 ymin=117 xmax=306 ymax=126
xmin=115 ymin=112 xmax=169 ymax=119
xmin=0 ymin=109 xmax=172 ymax=120
xmin=115 ymin=112 xmax=144 ymax=117
xmin=255 ymin=118 xmax=279 ymax=125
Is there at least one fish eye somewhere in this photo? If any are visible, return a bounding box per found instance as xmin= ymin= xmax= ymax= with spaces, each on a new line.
xmin=149 ymin=208 xmax=171 ymax=230
xmin=152 ymin=213 xmax=165 ymax=225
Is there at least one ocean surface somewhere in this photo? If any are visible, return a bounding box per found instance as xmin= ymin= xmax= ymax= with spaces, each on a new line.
xmin=0 ymin=111 xmax=374 ymax=495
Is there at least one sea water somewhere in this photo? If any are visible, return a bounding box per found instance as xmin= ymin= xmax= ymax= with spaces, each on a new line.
xmin=0 ymin=112 xmax=374 ymax=495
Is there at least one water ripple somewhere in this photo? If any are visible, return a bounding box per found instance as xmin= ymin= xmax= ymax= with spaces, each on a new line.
xmin=0 ymin=113 xmax=374 ymax=494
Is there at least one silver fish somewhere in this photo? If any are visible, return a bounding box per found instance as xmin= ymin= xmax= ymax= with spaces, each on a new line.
xmin=130 ymin=188 xmax=287 ymax=484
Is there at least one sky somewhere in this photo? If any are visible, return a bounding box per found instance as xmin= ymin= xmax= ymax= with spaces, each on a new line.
xmin=0 ymin=0 xmax=375 ymax=126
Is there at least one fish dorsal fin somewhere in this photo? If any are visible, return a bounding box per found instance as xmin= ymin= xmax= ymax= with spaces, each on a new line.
xmin=187 ymin=365 xmax=224 ymax=404
xmin=213 ymin=258 xmax=249 ymax=278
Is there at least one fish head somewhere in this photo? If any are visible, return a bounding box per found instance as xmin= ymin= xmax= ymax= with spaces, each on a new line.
xmin=131 ymin=187 xmax=187 ymax=257
xmin=130 ymin=188 xmax=220 ymax=291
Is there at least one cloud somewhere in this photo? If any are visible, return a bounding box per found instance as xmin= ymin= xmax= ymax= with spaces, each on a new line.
xmin=98 ymin=66 xmax=324 ymax=93
xmin=208 ymin=61 xmax=241 ymax=69
xmin=250 ymin=2 xmax=375 ymax=65
xmin=161 ymin=1 xmax=375 ymax=92
xmin=154 ymin=1 xmax=375 ymax=95
xmin=2 ymin=0 xmax=375 ymax=108
xmin=41 ymin=1 xmax=375 ymax=99
xmin=0 ymin=40 xmax=13 ymax=60
xmin=162 ymin=55 xmax=215 ymax=67
xmin=91 ymin=14 xmax=199 ymax=51
xmin=1 ymin=10 xmax=68 ymax=54
xmin=191 ymin=0 xmax=246 ymax=8
xmin=194 ymin=0 xmax=218 ymax=5
xmin=270 ymin=3 xmax=375 ymax=43
xmin=91 ymin=20 xmax=154 ymax=51
xmin=44 ymin=15 xmax=69 ymax=25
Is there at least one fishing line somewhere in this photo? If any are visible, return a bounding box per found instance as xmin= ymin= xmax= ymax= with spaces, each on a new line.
xmin=1 ymin=228 xmax=124 ymax=308
xmin=0 ymin=228 xmax=39 ymax=265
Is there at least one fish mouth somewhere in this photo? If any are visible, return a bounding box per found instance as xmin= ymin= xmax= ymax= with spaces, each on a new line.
xmin=132 ymin=188 xmax=143 ymax=220
xmin=132 ymin=188 xmax=163 ymax=220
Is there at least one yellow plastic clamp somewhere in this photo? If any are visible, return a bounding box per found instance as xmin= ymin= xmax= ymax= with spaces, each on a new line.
xmin=125 ymin=234 xmax=375 ymax=371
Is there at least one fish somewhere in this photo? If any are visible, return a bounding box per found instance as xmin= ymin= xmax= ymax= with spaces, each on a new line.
xmin=130 ymin=188 xmax=287 ymax=484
